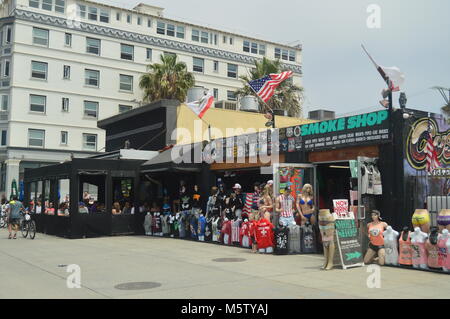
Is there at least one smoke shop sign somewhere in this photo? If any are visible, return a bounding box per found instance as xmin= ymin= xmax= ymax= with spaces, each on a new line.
xmin=300 ymin=110 xmax=390 ymax=151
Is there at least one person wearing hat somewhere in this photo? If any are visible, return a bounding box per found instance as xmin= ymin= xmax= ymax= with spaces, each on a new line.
xmin=275 ymin=187 xmax=296 ymax=227
xmin=79 ymin=202 xmax=89 ymax=214
xmin=364 ymin=210 xmax=388 ymax=265
xmin=231 ymin=184 xmax=244 ymax=219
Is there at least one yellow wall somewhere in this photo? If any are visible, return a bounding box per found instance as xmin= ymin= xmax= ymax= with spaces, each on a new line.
xmin=175 ymin=104 xmax=314 ymax=144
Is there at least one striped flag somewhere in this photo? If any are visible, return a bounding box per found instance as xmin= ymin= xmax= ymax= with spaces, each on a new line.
xmin=242 ymin=193 xmax=254 ymax=215
xmin=186 ymin=92 xmax=214 ymax=118
xmin=426 ymin=130 xmax=440 ymax=173
xmin=248 ymin=71 xmax=293 ymax=102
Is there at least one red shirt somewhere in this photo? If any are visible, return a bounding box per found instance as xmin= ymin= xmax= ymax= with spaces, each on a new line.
xmin=255 ymin=218 xmax=275 ymax=249
xmin=221 ymin=220 xmax=232 ymax=235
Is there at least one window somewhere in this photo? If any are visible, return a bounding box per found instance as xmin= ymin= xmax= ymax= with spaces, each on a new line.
xmin=120 ymin=44 xmax=134 ymax=60
xmin=146 ymin=48 xmax=152 ymax=60
xmin=213 ymin=88 xmax=218 ymax=99
xmin=223 ymin=35 xmax=227 ymax=44
xmin=30 ymin=95 xmax=46 ymax=113
xmin=137 ymin=17 xmax=142 ymax=25
xmin=5 ymin=26 xmax=11 ymax=44
xmin=31 ymin=61 xmax=48 ymax=79
xmin=259 ymin=44 xmax=266 ymax=56
xmin=230 ymin=37 xmax=234 ymax=45
xmin=1 ymin=130 xmax=6 ymax=146
xmin=62 ymin=97 xmax=69 ymax=112
xmin=166 ymin=24 xmax=175 ymax=37
xmin=214 ymin=34 xmax=218 ymax=45
xmin=83 ymin=134 xmax=97 ymax=150
xmin=29 ymin=0 xmax=39 ymax=8
xmin=127 ymin=14 xmax=131 ymax=23
xmin=64 ymin=33 xmax=72 ymax=46
xmin=42 ymin=0 xmax=52 ymax=11
xmin=119 ymin=105 xmax=132 ymax=113
xmin=147 ymin=19 xmax=151 ymax=28
xmin=4 ymin=61 xmax=10 ymax=77
xmin=282 ymin=49 xmax=288 ymax=60
xmin=1 ymin=95 xmax=8 ymax=111
xmin=28 ymin=129 xmax=45 ymax=147
xmin=193 ymin=57 xmax=204 ymax=73
xmin=192 ymin=29 xmax=199 ymax=42
xmin=99 ymin=9 xmax=109 ymax=23
xmin=227 ymin=63 xmax=237 ymax=78
xmin=63 ymin=65 xmax=70 ymax=79
xmin=243 ymin=40 xmax=250 ymax=53
xmin=176 ymin=26 xmax=184 ymax=39
xmin=157 ymin=21 xmax=165 ymax=35
xmin=119 ymin=75 xmax=133 ymax=91
xmin=77 ymin=4 xmax=86 ymax=18
xmin=60 ymin=131 xmax=68 ymax=145
xmin=116 ymin=12 xmax=121 ymax=21
xmin=289 ymin=50 xmax=296 ymax=62
xmin=227 ymin=90 xmax=237 ymax=101
xmin=86 ymin=37 xmax=100 ymax=55
xmin=85 ymin=69 xmax=99 ymax=87
xmin=88 ymin=7 xmax=97 ymax=21
xmin=55 ymin=0 xmax=65 ymax=14
xmin=33 ymin=28 xmax=49 ymax=46
xmin=84 ymin=101 xmax=98 ymax=118
xmin=213 ymin=60 xmax=219 ymax=72
xmin=200 ymin=31 xmax=208 ymax=44
xmin=251 ymin=42 xmax=258 ymax=54
xmin=275 ymin=48 xmax=281 ymax=59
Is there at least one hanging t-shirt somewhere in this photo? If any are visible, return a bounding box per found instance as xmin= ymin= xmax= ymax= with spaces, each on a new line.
xmin=143 ymin=213 xmax=152 ymax=235
xmin=288 ymin=224 xmax=301 ymax=254
xmin=274 ymin=227 xmax=289 ymax=255
xmin=178 ymin=214 xmax=186 ymax=238
xmin=221 ymin=220 xmax=232 ymax=245
xmin=198 ymin=215 xmax=207 ymax=237
xmin=204 ymin=218 xmax=213 ymax=242
xmin=426 ymin=240 xmax=441 ymax=269
xmin=152 ymin=214 xmax=162 ymax=234
xmin=212 ymin=217 xmax=220 ymax=242
xmin=231 ymin=219 xmax=241 ymax=244
xmin=300 ymin=224 xmax=317 ymax=253
xmin=367 ymin=165 xmax=374 ymax=195
xmin=437 ymin=236 xmax=449 ymax=269
xmin=398 ymin=231 xmax=413 ymax=266
xmin=372 ymin=165 xmax=383 ymax=195
xmin=190 ymin=214 xmax=198 ymax=239
xmin=361 ymin=164 xmax=369 ymax=195
xmin=255 ymin=218 xmax=275 ymax=250
xmin=161 ymin=215 xmax=170 ymax=235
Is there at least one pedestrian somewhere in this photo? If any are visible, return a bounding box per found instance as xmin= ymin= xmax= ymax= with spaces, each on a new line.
xmin=6 ymin=196 xmax=24 ymax=239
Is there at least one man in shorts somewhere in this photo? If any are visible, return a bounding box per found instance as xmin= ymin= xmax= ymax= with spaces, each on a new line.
xmin=275 ymin=187 xmax=297 ymax=227
xmin=6 ymin=196 xmax=24 ymax=239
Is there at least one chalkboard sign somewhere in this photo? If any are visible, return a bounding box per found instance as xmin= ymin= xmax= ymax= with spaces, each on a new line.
xmin=335 ymin=217 xmax=364 ymax=269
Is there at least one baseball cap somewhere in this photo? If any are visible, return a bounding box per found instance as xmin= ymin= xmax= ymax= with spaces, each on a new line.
xmin=233 ymin=183 xmax=242 ymax=189
xmin=267 ymin=180 xmax=274 ymax=185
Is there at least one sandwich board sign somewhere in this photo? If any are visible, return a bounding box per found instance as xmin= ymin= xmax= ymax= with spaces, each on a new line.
xmin=333 ymin=212 xmax=364 ymax=270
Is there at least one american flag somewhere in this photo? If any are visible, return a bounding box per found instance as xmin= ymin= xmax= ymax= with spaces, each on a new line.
xmin=248 ymin=71 xmax=293 ymax=102
xmin=426 ymin=130 xmax=440 ymax=173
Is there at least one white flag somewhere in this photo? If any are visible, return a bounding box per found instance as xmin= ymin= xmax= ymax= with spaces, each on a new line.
xmin=381 ymin=66 xmax=405 ymax=92
xmin=186 ymin=92 xmax=214 ymax=118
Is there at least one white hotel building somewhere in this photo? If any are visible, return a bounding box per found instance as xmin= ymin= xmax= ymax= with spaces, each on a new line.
xmin=0 ymin=0 xmax=302 ymax=197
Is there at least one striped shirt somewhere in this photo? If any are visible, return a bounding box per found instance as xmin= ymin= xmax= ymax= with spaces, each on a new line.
xmin=278 ymin=195 xmax=295 ymax=218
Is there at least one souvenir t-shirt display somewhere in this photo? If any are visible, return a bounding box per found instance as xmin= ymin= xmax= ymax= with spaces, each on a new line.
xmin=300 ymin=224 xmax=316 ymax=254
xmin=437 ymin=232 xmax=449 ymax=271
xmin=192 ymin=188 xmax=201 ymax=209
xmin=152 ymin=213 xmax=162 ymax=235
xmin=180 ymin=193 xmax=191 ymax=212
xmin=221 ymin=219 xmax=232 ymax=245
xmin=383 ymin=227 xmax=399 ymax=266
xmin=288 ymin=224 xmax=301 ymax=254
xmin=240 ymin=220 xmax=252 ymax=248
xmin=178 ymin=214 xmax=186 ymax=238
xmin=274 ymin=226 xmax=289 ymax=255
xmin=204 ymin=217 xmax=213 ymax=242
xmin=212 ymin=216 xmax=220 ymax=242
xmin=143 ymin=213 xmax=152 ymax=235
xmin=161 ymin=214 xmax=170 ymax=236
xmin=398 ymin=230 xmax=413 ymax=266
xmin=197 ymin=214 xmax=207 ymax=238
xmin=190 ymin=214 xmax=198 ymax=239
xmin=372 ymin=165 xmax=383 ymax=195
xmin=426 ymin=230 xmax=441 ymax=269
xmin=231 ymin=219 xmax=241 ymax=244
xmin=255 ymin=218 xmax=275 ymax=250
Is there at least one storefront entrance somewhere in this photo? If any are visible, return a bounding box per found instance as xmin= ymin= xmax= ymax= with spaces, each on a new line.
xmin=316 ymin=161 xmax=353 ymax=211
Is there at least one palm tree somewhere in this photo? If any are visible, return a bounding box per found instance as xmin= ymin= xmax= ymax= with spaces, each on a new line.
xmin=139 ymin=54 xmax=195 ymax=103
xmin=235 ymin=57 xmax=304 ymax=117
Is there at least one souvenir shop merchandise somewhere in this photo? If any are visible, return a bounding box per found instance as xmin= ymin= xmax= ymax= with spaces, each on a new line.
xmin=189 ymin=213 xmax=199 ymax=239
xmin=170 ymin=213 xmax=181 ymax=238
xmin=300 ymin=223 xmax=317 ymax=254
xmin=398 ymin=227 xmax=413 ymax=266
xmin=383 ymin=226 xmax=399 ymax=266
xmin=364 ymin=211 xmax=388 ymax=266
xmin=143 ymin=212 xmax=152 ymax=236
xmin=437 ymin=209 xmax=450 ymax=233
xmin=231 ymin=218 xmax=242 ymax=245
xmin=287 ymin=224 xmax=301 ymax=254
xmin=212 ymin=216 xmax=221 ymax=242
xmin=297 ymin=184 xmax=316 ymax=225
xmin=411 ymin=209 xmax=431 ymax=234
xmin=197 ymin=214 xmax=207 ymax=242
xmin=318 ymin=209 xmax=335 ymax=270
xmin=161 ymin=213 xmax=170 ymax=236
xmin=221 ymin=218 xmax=232 ymax=245
xmin=425 ymin=227 xmax=441 ymax=269
xmin=224 ymin=194 xmax=236 ymax=221
xmin=152 ymin=212 xmax=163 ymax=237
xmin=206 ymin=187 xmax=222 ymax=219
xmin=178 ymin=214 xmax=186 ymax=238
xmin=410 ymin=227 xmax=429 ymax=270
xmin=240 ymin=219 xmax=252 ymax=248
xmin=372 ymin=165 xmax=383 ymax=195
xmin=438 ymin=230 xmax=450 ymax=272
xmin=231 ymin=184 xmax=245 ymax=219
xmin=255 ymin=218 xmax=275 ymax=254
xmin=274 ymin=226 xmax=289 ymax=255
xmin=192 ymin=185 xmax=201 ymax=209
xmin=276 ymin=188 xmax=296 ymax=228
xmin=360 ymin=162 xmax=383 ymax=195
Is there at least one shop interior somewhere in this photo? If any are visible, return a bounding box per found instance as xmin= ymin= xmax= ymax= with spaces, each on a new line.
xmin=214 ymin=168 xmax=273 ymax=194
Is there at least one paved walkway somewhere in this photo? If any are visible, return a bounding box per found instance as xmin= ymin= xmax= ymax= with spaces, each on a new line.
xmin=0 ymin=229 xmax=449 ymax=299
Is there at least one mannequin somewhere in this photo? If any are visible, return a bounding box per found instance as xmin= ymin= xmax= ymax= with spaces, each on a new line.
xmin=364 ymin=210 xmax=388 ymax=266
xmin=383 ymin=226 xmax=399 ymax=266
xmin=410 ymin=227 xmax=429 ymax=270
xmin=143 ymin=212 xmax=152 ymax=236
xmin=296 ymin=184 xmax=316 ymax=226
xmin=398 ymin=227 xmax=413 ymax=266
xmin=255 ymin=217 xmax=275 ymax=254
xmin=197 ymin=213 xmax=206 ymax=242
xmin=411 ymin=209 xmax=431 ymax=234
xmin=318 ymin=209 xmax=335 ymax=270
xmin=438 ymin=229 xmax=449 ymax=272
xmin=437 ymin=209 xmax=450 ymax=233
xmin=425 ymin=227 xmax=441 ymax=269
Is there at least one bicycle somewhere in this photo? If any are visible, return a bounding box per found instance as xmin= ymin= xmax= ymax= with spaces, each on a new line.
xmin=20 ymin=211 xmax=36 ymax=240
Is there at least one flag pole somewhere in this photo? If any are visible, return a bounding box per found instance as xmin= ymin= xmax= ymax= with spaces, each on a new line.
xmin=246 ymin=83 xmax=276 ymax=128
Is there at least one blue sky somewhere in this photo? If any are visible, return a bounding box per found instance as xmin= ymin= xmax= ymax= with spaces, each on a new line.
xmin=97 ymin=0 xmax=450 ymax=117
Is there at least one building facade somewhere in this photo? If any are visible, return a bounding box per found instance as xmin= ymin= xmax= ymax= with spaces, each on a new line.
xmin=0 ymin=0 xmax=302 ymax=198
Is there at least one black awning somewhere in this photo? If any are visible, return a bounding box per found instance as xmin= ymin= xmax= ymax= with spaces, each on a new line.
xmin=141 ymin=143 xmax=203 ymax=173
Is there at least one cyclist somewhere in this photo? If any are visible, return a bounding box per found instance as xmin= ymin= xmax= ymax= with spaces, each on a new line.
xmin=6 ymin=196 xmax=24 ymax=239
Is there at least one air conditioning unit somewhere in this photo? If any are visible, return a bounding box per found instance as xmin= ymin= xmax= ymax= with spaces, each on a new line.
xmin=308 ymin=109 xmax=335 ymax=121
xmin=215 ymin=100 xmax=237 ymax=110
xmin=239 ymin=96 xmax=260 ymax=112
